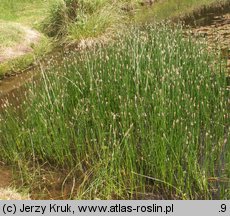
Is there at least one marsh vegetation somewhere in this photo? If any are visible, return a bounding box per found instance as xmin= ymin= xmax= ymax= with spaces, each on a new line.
xmin=0 ymin=0 xmax=229 ymax=199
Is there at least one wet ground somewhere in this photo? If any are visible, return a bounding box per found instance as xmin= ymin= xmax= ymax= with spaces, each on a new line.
xmin=191 ymin=13 xmax=230 ymax=75
xmin=0 ymin=69 xmax=36 ymax=109
xmin=0 ymin=165 xmax=12 ymax=188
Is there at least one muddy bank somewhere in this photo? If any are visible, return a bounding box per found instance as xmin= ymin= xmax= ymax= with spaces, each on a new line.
xmin=191 ymin=13 xmax=230 ymax=73
xmin=0 ymin=165 xmax=82 ymax=200
xmin=177 ymin=0 xmax=230 ymax=85
xmin=0 ymin=166 xmax=13 ymax=188
xmin=0 ymin=166 xmax=29 ymax=200
xmin=175 ymin=0 xmax=230 ymax=26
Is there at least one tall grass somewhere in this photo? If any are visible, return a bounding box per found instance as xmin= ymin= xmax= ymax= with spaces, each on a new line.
xmin=0 ymin=22 xmax=229 ymax=199
xmin=42 ymin=0 xmax=223 ymax=41
xmin=42 ymin=0 xmax=126 ymax=40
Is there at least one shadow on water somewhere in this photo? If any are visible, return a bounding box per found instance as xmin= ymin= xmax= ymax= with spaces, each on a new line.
xmin=184 ymin=5 xmax=230 ymax=199
xmin=0 ymin=46 xmax=67 ymax=111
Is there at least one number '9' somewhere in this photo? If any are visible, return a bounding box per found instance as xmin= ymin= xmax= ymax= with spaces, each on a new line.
xmin=221 ymin=204 xmax=226 ymax=212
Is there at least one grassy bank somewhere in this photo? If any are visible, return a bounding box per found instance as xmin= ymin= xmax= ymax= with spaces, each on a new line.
xmin=0 ymin=0 xmax=57 ymax=77
xmin=0 ymin=0 xmax=57 ymax=26
xmin=0 ymin=23 xmax=228 ymax=199
xmin=0 ymin=0 xmax=227 ymax=77
xmin=42 ymin=0 xmax=227 ymax=41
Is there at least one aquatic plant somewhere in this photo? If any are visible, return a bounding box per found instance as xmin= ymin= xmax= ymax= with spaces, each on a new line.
xmin=0 ymin=23 xmax=229 ymax=199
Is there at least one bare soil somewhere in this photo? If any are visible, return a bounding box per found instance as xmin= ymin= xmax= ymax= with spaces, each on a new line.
xmin=0 ymin=165 xmax=12 ymax=188
xmin=0 ymin=166 xmax=29 ymax=200
xmin=0 ymin=25 xmax=41 ymax=63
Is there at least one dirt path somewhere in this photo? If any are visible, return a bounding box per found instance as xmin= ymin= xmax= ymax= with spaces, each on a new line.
xmin=0 ymin=24 xmax=41 ymax=63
